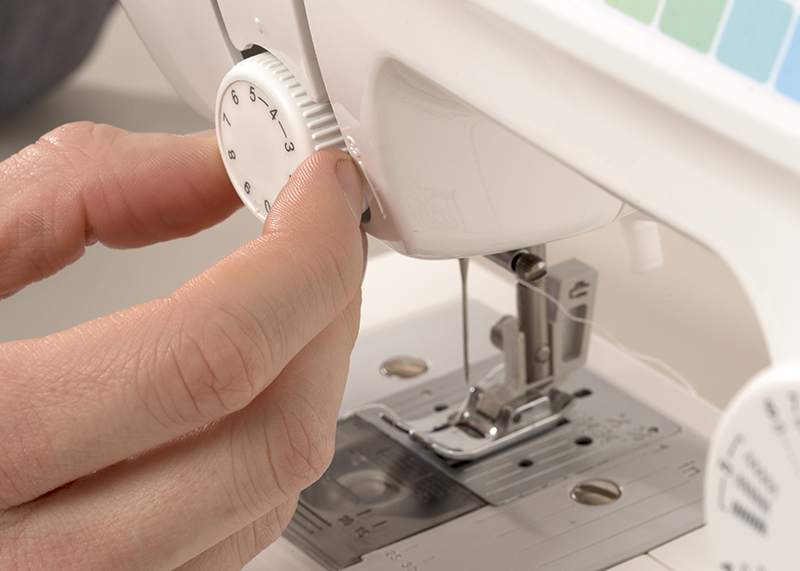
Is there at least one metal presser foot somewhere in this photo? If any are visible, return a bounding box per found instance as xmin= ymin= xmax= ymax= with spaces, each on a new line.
xmin=381 ymin=247 xmax=599 ymax=461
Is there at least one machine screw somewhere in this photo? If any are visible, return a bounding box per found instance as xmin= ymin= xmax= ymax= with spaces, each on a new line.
xmin=535 ymin=345 xmax=551 ymax=364
xmin=570 ymin=479 xmax=622 ymax=506
xmin=345 ymin=135 xmax=361 ymax=158
xmin=514 ymin=252 xmax=547 ymax=283
xmin=380 ymin=356 xmax=428 ymax=380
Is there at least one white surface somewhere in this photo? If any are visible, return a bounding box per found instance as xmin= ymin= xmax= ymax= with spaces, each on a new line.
xmin=608 ymin=555 xmax=672 ymax=571
xmin=307 ymin=0 xmax=625 ymax=258
xmin=651 ymin=528 xmax=715 ymax=571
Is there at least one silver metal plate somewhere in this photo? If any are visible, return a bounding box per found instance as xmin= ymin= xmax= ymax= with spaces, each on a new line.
xmin=283 ymin=417 xmax=485 ymax=571
xmin=360 ymin=360 xmax=684 ymax=505
xmin=357 ymin=429 xmax=705 ymax=571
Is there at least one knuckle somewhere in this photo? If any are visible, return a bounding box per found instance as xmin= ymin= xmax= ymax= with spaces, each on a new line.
xmin=35 ymin=122 xmax=107 ymax=174
xmin=39 ymin=121 xmax=114 ymax=152
xmin=263 ymin=394 xmax=336 ymax=497
xmin=0 ymin=124 xmax=112 ymax=284
xmin=33 ymin=122 xmax=124 ymax=199
xmin=153 ymin=304 xmax=271 ymax=423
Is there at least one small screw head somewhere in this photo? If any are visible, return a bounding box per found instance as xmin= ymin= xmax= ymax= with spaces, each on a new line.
xmin=570 ymin=479 xmax=621 ymax=506
xmin=346 ymin=135 xmax=361 ymax=158
xmin=380 ymin=356 xmax=428 ymax=380
xmin=535 ymin=345 xmax=551 ymax=364
xmin=513 ymin=253 xmax=547 ymax=282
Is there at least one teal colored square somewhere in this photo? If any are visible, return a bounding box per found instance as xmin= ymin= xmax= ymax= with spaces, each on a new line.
xmin=776 ymin=23 xmax=800 ymax=101
xmin=716 ymin=0 xmax=793 ymax=82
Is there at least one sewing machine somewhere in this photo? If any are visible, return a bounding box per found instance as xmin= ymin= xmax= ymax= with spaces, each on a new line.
xmin=120 ymin=1 xmax=800 ymax=569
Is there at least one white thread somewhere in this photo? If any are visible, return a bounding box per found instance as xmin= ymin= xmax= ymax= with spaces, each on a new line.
xmin=520 ymin=280 xmax=699 ymax=397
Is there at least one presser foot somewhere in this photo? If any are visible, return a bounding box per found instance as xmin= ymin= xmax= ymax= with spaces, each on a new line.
xmin=380 ymin=379 xmax=575 ymax=462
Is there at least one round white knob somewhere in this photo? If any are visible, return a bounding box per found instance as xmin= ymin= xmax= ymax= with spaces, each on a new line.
xmin=215 ymin=52 xmax=345 ymax=221
xmin=705 ymin=360 xmax=800 ymax=570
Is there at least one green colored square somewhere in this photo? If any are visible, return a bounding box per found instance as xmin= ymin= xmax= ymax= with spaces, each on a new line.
xmin=659 ymin=0 xmax=728 ymax=52
xmin=606 ymin=0 xmax=660 ymax=24
xmin=717 ymin=0 xmax=793 ymax=82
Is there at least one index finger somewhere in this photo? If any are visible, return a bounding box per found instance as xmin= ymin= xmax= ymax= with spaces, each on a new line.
xmin=0 ymin=122 xmax=241 ymax=298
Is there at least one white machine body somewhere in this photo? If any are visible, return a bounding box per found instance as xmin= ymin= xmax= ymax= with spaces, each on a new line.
xmin=120 ymin=0 xmax=800 ymax=568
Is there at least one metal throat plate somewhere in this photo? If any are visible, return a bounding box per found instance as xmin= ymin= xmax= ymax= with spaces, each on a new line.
xmin=361 ymin=358 xmax=684 ymax=505
xmin=284 ymin=356 xmax=707 ymax=571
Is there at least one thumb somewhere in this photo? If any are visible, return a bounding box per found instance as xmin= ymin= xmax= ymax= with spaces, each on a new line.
xmin=174 ymin=148 xmax=367 ymax=405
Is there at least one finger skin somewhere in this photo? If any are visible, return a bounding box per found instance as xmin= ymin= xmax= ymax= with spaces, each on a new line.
xmin=0 ymin=149 xmax=365 ymax=508
xmin=0 ymin=122 xmax=240 ymax=298
xmin=173 ymin=497 xmax=299 ymax=571
xmin=3 ymin=294 xmax=361 ymax=571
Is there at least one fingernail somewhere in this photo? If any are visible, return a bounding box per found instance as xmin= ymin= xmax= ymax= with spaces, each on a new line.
xmin=336 ymin=158 xmax=364 ymax=223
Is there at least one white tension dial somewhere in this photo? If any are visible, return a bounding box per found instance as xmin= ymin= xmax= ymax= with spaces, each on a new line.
xmin=706 ymin=360 xmax=800 ymax=570
xmin=215 ymin=52 xmax=345 ymax=221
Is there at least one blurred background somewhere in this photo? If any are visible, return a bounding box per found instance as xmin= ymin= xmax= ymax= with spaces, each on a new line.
xmin=0 ymin=3 xmax=769 ymax=409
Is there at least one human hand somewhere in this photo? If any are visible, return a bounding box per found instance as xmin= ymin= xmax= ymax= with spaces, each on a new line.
xmin=0 ymin=122 xmax=366 ymax=570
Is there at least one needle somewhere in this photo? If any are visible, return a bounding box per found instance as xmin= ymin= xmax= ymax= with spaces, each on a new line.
xmin=459 ymin=258 xmax=470 ymax=385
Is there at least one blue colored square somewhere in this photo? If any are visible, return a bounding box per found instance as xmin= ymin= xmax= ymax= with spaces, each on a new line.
xmin=777 ymin=24 xmax=800 ymax=101
xmin=717 ymin=0 xmax=793 ymax=83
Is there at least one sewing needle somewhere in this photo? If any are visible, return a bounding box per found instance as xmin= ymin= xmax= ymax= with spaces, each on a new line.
xmin=459 ymin=257 xmax=470 ymax=385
